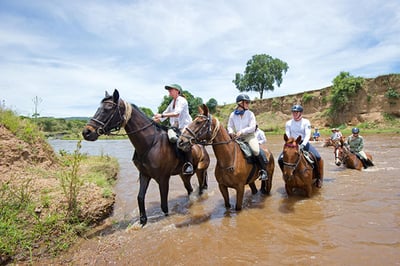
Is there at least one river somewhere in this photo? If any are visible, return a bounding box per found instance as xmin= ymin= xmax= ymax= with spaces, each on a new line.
xmin=48 ymin=133 xmax=400 ymax=265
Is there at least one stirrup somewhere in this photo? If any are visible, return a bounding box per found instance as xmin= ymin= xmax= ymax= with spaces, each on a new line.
xmin=258 ymin=170 xmax=268 ymax=181
xmin=183 ymin=162 xmax=194 ymax=175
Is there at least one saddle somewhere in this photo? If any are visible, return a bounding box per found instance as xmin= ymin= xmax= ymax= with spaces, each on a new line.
xmin=235 ymin=139 xmax=267 ymax=163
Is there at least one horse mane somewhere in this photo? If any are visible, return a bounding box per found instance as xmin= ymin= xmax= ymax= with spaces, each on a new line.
xmin=129 ymin=102 xmax=168 ymax=131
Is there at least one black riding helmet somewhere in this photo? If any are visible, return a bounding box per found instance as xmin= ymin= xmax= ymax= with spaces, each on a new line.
xmin=352 ymin=127 xmax=360 ymax=134
xmin=291 ymin=104 xmax=303 ymax=112
xmin=236 ymin=94 xmax=250 ymax=103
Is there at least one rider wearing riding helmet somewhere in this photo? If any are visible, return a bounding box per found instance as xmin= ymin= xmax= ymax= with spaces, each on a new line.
xmin=278 ymin=104 xmax=324 ymax=187
xmin=153 ymin=84 xmax=194 ymax=175
xmin=345 ymin=127 xmax=374 ymax=168
xmin=227 ymin=94 xmax=268 ymax=181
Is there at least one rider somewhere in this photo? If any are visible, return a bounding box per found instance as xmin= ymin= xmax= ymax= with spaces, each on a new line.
xmin=255 ymin=124 xmax=267 ymax=144
xmin=312 ymin=127 xmax=321 ymax=141
xmin=153 ymin=84 xmax=194 ymax=175
xmin=278 ymin=104 xmax=324 ymax=187
xmin=330 ymin=128 xmax=343 ymax=141
xmin=227 ymin=94 xmax=268 ymax=181
xmin=345 ymin=127 xmax=374 ymax=168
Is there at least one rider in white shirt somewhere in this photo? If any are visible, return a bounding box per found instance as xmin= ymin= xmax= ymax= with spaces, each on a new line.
xmin=153 ymin=84 xmax=193 ymax=175
xmin=227 ymin=94 xmax=268 ymax=181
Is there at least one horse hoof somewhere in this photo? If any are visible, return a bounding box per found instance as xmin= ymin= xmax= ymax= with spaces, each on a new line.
xmin=140 ymin=217 xmax=147 ymax=226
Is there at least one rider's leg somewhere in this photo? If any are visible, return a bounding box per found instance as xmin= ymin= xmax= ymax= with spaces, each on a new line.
xmin=308 ymin=144 xmax=323 ymax=187
xmin=278 ymin=152 xmax=284 ymax=172
xmin=247 ymin=136 xmax=268 ymax=181
xmin=183 ymin=150 xmax=194 ymax=175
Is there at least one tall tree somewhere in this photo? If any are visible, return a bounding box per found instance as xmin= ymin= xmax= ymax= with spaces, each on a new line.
xmin=233 ymin=54 xmax=289 ymax=99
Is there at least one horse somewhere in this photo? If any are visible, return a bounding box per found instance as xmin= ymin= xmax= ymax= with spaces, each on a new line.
xmin=281 ymin=134 xmax=322 ymax=197
xmin=333 ymin=140 xmax=373 ymax=170
xmin=177 ymin=104 xmax=274 ymax=211
xmin=82 ymin=90 xmax=210 ymax=226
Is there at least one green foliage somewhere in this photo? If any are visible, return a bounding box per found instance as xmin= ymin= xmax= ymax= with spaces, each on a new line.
xmin=59 ymin=140 xmax=84 ymax=218
xmin=206 ymin=98 xmax=218 ymax=114
xmin=329 ymin=71 xmax=364 ymax=118
xmin=35 ymin=117 xmax=87 ymax=139
xmin=385 ymin=87 xmax=400 ymax=102
xmin=140 ymin=106 xmax=154 ymax=117
xmin=302 ymin=93 xmax=313 ymax=104
xmin=271 ymin=99 xmax=280 ymax=109
xmin=0 ymin=179 xmax=79 ymax=262
xmin=0 ymin=108 xmax=45 ymax=144
xmin=233 ymin=54 xmax=289 ymax=99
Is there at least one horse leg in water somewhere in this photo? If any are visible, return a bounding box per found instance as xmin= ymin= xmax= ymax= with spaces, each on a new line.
xmin=235 ymin=185 xmax=245 ymax=211
xmin=180 ymin=174 xmax=194 ymax=195
xmin=249 ymin=182 xmax=258 ymax=194
xmin=158 ymin=176 xmax=170 ymax=217
xmin=137 ymin=173 xmax=151 ymax=226
xmin=218 ymin=183 xmax=231 ymax=209
xmin=196 ymin=169 xmax=208 ymax=195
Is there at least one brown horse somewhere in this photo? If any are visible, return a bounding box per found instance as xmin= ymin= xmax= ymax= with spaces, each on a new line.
xmin=282 ymin=134 xmax=321 ymax=197
xmin=177 ymin=104 xmax=274 ymax=211
xmin=333 ymin=140 xmax=374 ymax=170
xmin=82 ymin=90 xmax=210 ymax=226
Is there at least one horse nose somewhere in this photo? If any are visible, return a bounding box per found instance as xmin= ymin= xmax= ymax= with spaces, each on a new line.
xmin=82 ymin=127 xmax=98 ymax=141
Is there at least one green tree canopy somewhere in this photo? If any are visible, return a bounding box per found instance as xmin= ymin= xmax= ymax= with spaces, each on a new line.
xmin=206 ymin=98 xmax=218 ymax=114
xmin=233 ymin=54 xmax=289 ymax=99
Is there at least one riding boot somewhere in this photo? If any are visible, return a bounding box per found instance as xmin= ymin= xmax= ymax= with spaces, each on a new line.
xmin=278 ymin=155 xmax=284 ymax=172
xmin=183 ymin=151 xmax=194 ymax=175
xmin=361 ymin=158 xmax=369 ymax=169
xmin=316 ymin=159 xmax=324 ymax=188
xmin=256 ymin=154 xmax=268 ymax=181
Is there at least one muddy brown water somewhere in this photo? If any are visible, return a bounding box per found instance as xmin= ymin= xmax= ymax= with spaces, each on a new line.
xmin=48 ymin=134 xmax=400 ymax=265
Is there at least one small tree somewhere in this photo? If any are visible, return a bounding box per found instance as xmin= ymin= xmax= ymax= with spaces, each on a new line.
xmin=328 ymin=71 xmax=364 ymax=123
xmin=206 ymin=98 xmax=218 ymax=114
xmin=233 ymin=54 xmax=288 ymax=99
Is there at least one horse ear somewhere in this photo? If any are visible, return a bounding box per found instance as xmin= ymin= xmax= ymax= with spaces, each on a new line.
xmin=113 ymin=89 xmax=120 ymax=103
xmin=198 ymin=105 xmax=204 ymax=115
xmin=105 ymin=91 xmax=110 ymax=98
xmin=202 ymin=104 xmax=209 ymax=115
xmin=296 ymin=135 xmax=302 ymax=144
xmin=284 ymin=133 xmax=288 ymax=141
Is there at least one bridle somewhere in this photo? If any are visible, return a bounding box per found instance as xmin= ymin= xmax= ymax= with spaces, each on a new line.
xmin=181 ymin=114 xmax=224 ymax=145
xmin=282 ymin=143 xmax=301 ymax=170
xmin=88 ymin=99 xmax=153 ymax=136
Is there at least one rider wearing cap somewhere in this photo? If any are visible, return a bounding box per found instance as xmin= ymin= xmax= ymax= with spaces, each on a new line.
xmin=278 ymin=104 xmax=324 ymax=187
xmin=227 ymin=94 xmax=268 ymax=181
xmin=345 ymin=127 xmax=374 ymax=168
xmin=153 ymin=84 xmax=194 ymax=175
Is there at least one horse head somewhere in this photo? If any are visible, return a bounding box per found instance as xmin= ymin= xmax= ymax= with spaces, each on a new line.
xmin=82 ymin=89 xmax=127 ymax=141
xmin=333 ymin=140 xmax=344 ymax=166
xmin=282 ymin=133 xmax=302 ymax=179
xmin=178 ymin=104 xmax=214 ymax=152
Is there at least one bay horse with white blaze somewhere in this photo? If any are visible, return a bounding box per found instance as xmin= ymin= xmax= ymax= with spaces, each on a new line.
xmin=282 ymin=134 xmax=322 ymax=197
xmin=333 ymin=140 xmax=374 ymax=170
xmin=177 ymin=104 xmax=274 ymax=211
xmin=82 ymin=90 xmax=210 ymax=226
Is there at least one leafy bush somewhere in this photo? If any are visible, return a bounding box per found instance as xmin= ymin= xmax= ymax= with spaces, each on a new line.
xmin=328 ymin=71 xmax=364 ymax=120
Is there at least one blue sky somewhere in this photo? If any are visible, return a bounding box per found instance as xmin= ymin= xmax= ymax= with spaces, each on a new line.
xmin=1 ymin=0 xmax=399 ymax=118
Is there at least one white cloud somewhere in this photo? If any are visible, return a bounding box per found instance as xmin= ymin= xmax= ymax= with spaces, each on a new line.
xmin=0 ymin=0 xmax=399 ymax=117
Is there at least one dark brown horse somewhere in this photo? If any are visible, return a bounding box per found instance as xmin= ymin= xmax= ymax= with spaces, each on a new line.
xmin=82 ymin=90 xmax=210 ymax=226
xmin=333 ymin=140 xmax=373 ymax=170
xmin=177 ymin=104 xmax=274 ymax=211
xmin=282 ymin=134 xmax=321 ymax=197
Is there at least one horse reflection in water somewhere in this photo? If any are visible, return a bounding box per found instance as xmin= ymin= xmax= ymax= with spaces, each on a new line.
xmin=82 ymin=90 xmax=210 ymax=226
xmin=333 ymin=140 xmax=374 ymax=170
xmin=178 ymin=104 xmax=274 ymax=211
